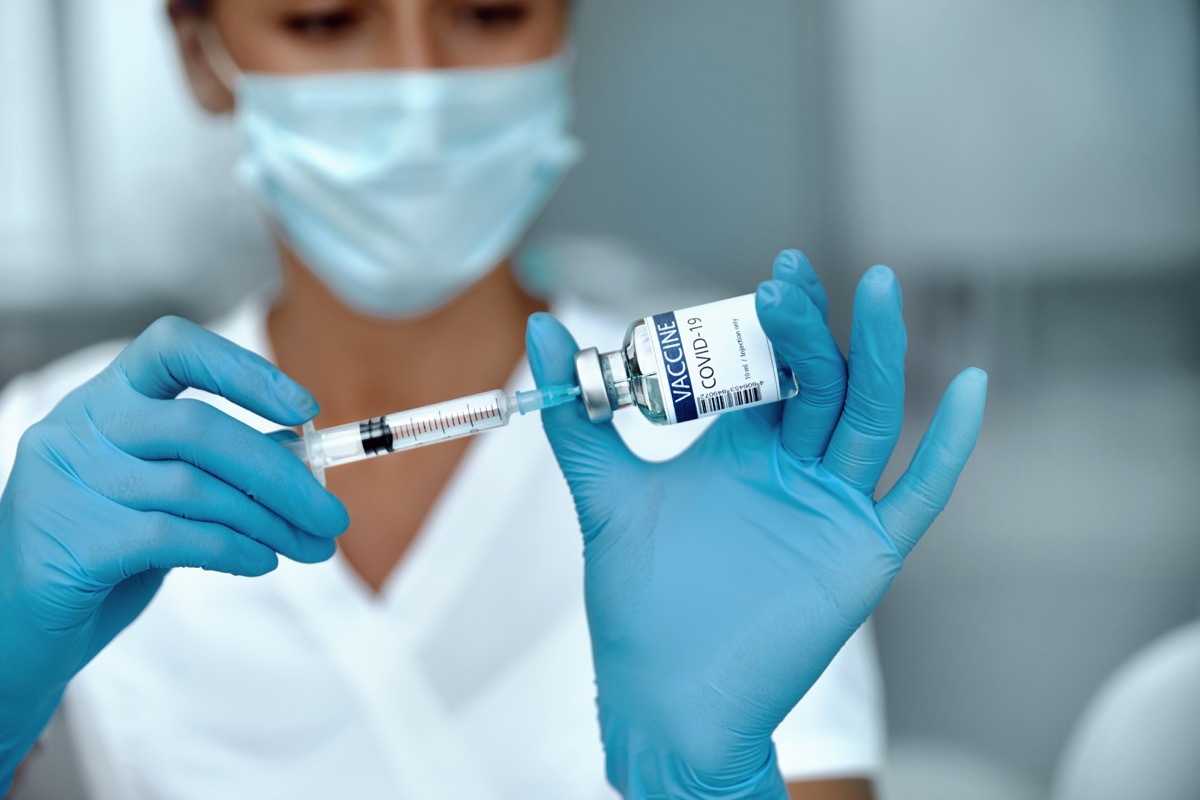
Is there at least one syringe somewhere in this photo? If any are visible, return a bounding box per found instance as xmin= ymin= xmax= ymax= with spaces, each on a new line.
xmin=282 ymin=384 xmax=580 ymax=486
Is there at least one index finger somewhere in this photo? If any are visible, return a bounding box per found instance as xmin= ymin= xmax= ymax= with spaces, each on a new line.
xmin=114 ymin=316 xmax=318 ymax=427
xmin=99 ymin=399 xmax=350 ymax=538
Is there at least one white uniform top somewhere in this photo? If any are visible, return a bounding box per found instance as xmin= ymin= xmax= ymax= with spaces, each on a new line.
xmin=0 ymin=298 xmax=884 ymax=800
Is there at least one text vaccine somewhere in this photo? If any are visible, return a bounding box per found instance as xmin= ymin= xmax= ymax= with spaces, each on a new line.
xmin=575 ymin=294 xmax=799 ymax=425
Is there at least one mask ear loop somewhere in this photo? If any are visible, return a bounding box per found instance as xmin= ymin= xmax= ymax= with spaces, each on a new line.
xmin=195 ymin=19 xmax=243 ymax=95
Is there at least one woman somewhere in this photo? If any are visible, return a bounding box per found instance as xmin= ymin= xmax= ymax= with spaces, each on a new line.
xmin=0 ymin=1 xmax=986 ymax=798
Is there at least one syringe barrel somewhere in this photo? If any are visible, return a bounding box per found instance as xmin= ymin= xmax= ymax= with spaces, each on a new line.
xmin=382 ymin=389 xmax=511 ymax=451
xmin=310 ymin=420 xmax=373 ymax=469
xmin=297 ymin=389 xmax=515 ymax=475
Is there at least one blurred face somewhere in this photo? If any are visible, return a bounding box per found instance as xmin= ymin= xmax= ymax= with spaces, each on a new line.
xmin=199 ymin=0 xmax=568 ymax=76
xmin=168 ymin=0 xmax=578 ymax=319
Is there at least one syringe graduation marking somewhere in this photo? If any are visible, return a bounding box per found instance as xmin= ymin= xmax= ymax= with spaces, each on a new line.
xmin=386 ymin=397 xmax=504 ymax=445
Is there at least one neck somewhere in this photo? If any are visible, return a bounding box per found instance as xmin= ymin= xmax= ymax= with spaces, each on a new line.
xmin=266 ymin=243 xmax=548 ymax=427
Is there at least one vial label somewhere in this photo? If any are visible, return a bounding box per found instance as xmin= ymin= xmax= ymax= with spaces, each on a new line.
xmin=646 ymin=294 xmax=783 ymax=424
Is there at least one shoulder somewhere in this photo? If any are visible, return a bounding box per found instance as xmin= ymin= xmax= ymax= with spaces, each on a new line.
xmin=2 ymin=339 xmax=129 ymax=412
xmin=0 ymin=339 xmax=130 ymax=477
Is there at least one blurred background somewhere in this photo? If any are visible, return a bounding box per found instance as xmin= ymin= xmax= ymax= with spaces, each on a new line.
xmin=3 ymin=1 xmax=1199 ymax=798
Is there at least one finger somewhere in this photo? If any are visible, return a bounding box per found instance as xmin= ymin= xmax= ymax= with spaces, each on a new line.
xmin=526 ymin=312 xmax=640 ymax=500
xmin=92 ymin=459 xmax=337 ymax=564
xmin=735 ymin=249 xmax=837 ymax=434
xmin=113 ymin=316 xmax=318 ymax=426
xmin=821 ymin=266 xmax=907 ymax=494
xmin=84 ymin=510 xmax=281 ymax=585
xmin=756 ymin=280 xmax=848 ymax=460
xmin=97 ymin=399 xmax=349 ymax=539
xmin=876 ymin=368 xmax=988 ymax=557
xmin=772 ymin=249 xmax=830 ymax=323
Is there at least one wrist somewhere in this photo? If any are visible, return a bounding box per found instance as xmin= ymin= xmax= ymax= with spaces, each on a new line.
xmin=606 ymin=726 xmax=787 ymax=800
xmin=0 ymin=688 xmax=63 ymax=791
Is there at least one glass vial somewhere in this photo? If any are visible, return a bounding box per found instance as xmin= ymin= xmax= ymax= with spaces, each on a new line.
xmin=575 ymin=294 xmax=799 ymax=425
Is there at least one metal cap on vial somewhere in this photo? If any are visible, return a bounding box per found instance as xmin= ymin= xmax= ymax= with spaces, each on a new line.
xmin=574 ymin=347 xmax=614 ymax=422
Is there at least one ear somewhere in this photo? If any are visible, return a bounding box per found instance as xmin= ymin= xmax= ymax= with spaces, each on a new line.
xmin=168 ymin=13 xmax=235 ymax=115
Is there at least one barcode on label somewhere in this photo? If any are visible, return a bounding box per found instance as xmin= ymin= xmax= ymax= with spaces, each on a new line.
xmin=696 ymin=382 xmax=764 ymax=415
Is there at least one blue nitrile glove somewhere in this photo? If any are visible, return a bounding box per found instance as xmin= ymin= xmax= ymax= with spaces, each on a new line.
xmin=0 ymin=317 xmax=349 ymax=793
xmin=527 ymin=250 xmax=987 ymax=800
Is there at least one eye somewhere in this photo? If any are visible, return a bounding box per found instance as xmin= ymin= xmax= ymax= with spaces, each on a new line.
xmin=454 ymin=2 xmax=530 ymax=31
xmin=281 ymin=7 xmax=364 ymax=40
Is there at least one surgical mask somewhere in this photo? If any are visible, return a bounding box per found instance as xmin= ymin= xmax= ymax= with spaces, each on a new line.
xmin=226 ymin=50 xmax=581 ymax=318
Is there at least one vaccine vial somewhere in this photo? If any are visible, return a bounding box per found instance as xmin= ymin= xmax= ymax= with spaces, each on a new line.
xmin=575 ymin=294 xmax=799 ymax=425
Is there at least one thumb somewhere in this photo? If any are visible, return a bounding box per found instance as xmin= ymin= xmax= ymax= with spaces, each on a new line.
xmin=526 ymin=312 xmax=640 ymax=509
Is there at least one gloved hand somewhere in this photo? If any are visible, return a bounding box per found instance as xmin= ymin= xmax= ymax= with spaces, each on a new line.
xmin=0 ymin=317 xmax=349 ymax=792
xmin=527 ymin=250 xmax=987 ymax=800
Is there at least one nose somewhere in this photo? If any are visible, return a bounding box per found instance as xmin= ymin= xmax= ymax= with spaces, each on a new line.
xmin=376 ymin=4 xmax=442 ymax=70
